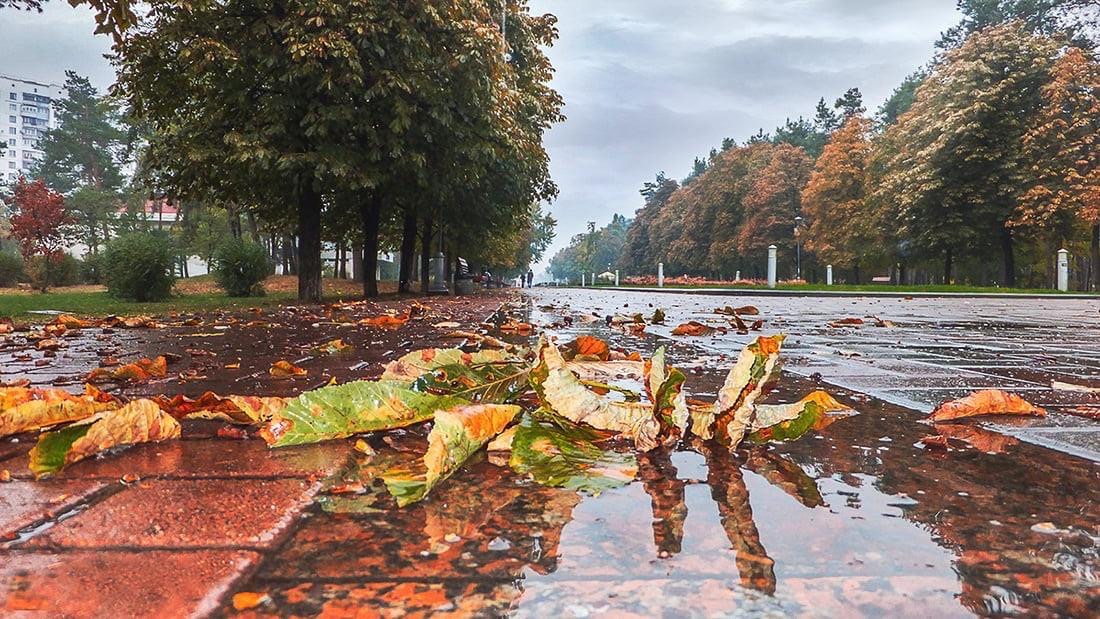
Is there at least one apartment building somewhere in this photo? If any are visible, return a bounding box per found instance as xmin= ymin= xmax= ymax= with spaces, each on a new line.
xmin=0 ymin=74 xmax=64 ymax=183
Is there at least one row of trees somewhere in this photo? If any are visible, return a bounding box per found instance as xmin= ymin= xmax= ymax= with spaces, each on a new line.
xmin=4 ymin=0 xmax=560 ymax=300
xmin=551 ymin=3 xmax=1099 ymax=289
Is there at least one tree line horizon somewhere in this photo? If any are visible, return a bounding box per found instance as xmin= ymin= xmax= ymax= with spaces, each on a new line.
xmin=550 ymin=4 xmax=1099 ymax=290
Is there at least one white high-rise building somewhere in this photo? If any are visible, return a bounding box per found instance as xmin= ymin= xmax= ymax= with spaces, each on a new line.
xmin=0 ymin=74 xmax=64 ymax=184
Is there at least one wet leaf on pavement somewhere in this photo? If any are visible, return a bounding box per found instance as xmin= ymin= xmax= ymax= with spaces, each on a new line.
xmin=509 ymin=413 xmax=637 ymax=495
xmin=382 ymin=403 xmax=520 ymax=506
xmin=703 ymin=334 xmax=785 ymax=448
xmin=269 ymin=360 xmax=307 ymax=378
xmin=86 ymin=355 xmax=168 ymax=384
xmin=360 ymin=313 xmax=410 ymax=330
xmin=561 ymin=335 xmax=611 ymax=361
xmin=645 ymin=346 xmax=689 ymax=437
xmin=747 ymin=390 xmax=854 ymax=443
xmin=381 ymin=348 xmax=516 ymax=383
xmin=411 ymin=361 xmax=532 ymax=404
xmin=28 ymin=399 xmax=181 ymax=477
xmin=316 ymin=339 xmax=352 ymax=354
xmin=671 ymin=321 xmax=720 ymax=336
xmin=534 ymin=336 xmax=660 ymax=451
xmin=927 ymin=389 xmax=1046 ymax=422
xmin=260 ymin=380 xmax=466 ymax=447
xmin=0 ymin=385 xmax=120 ymax=438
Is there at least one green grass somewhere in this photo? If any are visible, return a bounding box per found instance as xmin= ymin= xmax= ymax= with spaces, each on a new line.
xmin=594 ymin=283 xmax=1097 ymax=295
xmin=0 ymin=290 xmax=299 ymax=321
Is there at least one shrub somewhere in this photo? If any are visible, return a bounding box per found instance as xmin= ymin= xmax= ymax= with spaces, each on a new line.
xmin=79 ymin=253 xmax=104 ymax=285
xmin=23 ymin=254 xmax=80 ymax=289
xmin=0 ymin=252 xmax=22 ymax=287
xmin=211 ymin=238 xmax=269 ymax=297
xmin=104 ymin=231 xmax=177 ymax=301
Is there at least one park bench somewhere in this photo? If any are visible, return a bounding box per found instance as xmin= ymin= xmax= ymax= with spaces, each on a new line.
xmin=871 ymin=276 xmax=892 ymax=283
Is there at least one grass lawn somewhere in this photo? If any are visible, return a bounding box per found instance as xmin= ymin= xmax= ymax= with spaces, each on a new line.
xmin=601 ymin=282 xmax=1097 ymax=295
xmin=0 ymin=275 xmax=397 ymax=321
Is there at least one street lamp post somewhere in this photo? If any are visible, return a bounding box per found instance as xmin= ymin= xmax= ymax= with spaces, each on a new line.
xmin=794 ymin=216 xmax=803 ymax=281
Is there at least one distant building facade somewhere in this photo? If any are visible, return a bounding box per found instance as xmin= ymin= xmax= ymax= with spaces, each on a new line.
xmin=0 ymin=74 xmax=64 ymax=184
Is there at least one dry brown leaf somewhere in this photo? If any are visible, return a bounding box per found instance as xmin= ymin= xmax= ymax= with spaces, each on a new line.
xmin=927 ymin=389 xmax=1046 ymax=422
xmin=671 ymin=321 xmax=717 ymax=336
xmin=563 ymin=335 xmax=611 ymax=361
xmin=269 ymin=360 xmax=307 ymax=378
xmin=86 ymin=356 xmax=168 ymax=384
xmin=828 ymin=317 xmax=864 ymax=327
xmin=360 ymin=313 xmax=409 ymax=330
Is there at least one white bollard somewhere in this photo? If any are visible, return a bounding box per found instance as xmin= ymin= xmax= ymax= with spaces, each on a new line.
xmin=658 ymin=262 xmax=664 ymax=288
xmin=581 ymin=273 xmax=585 ymax=287
xmin=615 ymin=270 xmax=620 ymax=286
xmin=592 ymin=273 xmax=596 ymax=288
xmin=1057 ymin=249 xmax=1069 ymax=291
xmin=826 ymin=264 xmax=833 ymax=286
xmin=767 ymin=245 xmax=777 ymax=289
xmin=735 ymin=270 xmax=740 ymax=281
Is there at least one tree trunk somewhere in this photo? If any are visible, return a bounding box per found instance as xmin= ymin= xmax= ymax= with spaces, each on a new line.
xmin=297 ymin=184 xmax=323 ymax=302
xmin=1001 ymin=227 xmax=1016 ymax=288
xmin=898 ymin=263 xmax=907 ymax=286
xmin=1091 ymin=223 xmax=1099 ymax=291
xmin=853 ymin=262 xmax=861 ymax=285
xmin=228 ymin=204 xmax=243 ymax=239
xmin=245 ymin=212 xmax=261 ymax=244
xmin=359 ymin=196 xmax=381 ymax=297
xmin=420 ymin=214 xmax=434 ymax=295
xmin=944 ymin=248 xmax=953 ymax=284
xmin=398 ymin=209 xmax=417 ymax=293
xmin=337 ymin=246 xmax=347 ymax=279
xmin=351 ymin=242 xmax=363 ymax=284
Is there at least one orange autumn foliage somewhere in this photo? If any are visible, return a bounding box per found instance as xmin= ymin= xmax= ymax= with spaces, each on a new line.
xmin=927 ymin=389 xmax=1046 ymax=422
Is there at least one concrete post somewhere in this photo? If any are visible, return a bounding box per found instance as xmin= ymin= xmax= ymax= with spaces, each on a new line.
xmin=1057 ymin=249 xmax=1069 ymax=291
xmin=658 ymin=262 xmax=664 ymax=287
xmin=767 ymin=245 xmax=777 ymax=289
xmin=826 ymin=264 xmax=833 ymax=286
xmin=591 ymin=273 xmax=596 ymax=287
xmin=735 ymin=270 xmax=740 ymax=281
xmin=581 ymin=273 xmax=585 ymax=287
xmin=614 ymin=270 xmax=620 ymax=286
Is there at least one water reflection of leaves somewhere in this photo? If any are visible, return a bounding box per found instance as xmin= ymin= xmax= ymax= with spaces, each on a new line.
xmin=743 ymin=448 xmax=826 ymax=508
xmin=638 ymin=448 xmax=687 ymax=556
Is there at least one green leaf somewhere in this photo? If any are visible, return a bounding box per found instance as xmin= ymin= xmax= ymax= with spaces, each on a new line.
xmin=647 ymin=346 xmax=689 ymax=435
xmin=411 ymin=362 xmax=531 ymax=404
xmin=28 ymin=423 xmax=91 ymax=478
xmin=383 ymin=403 xmax=520 ymax=506
xmin=261 ymin=380 xmax=467 ymax=448
xmin=746 ymin=391 xmax=854 ymax=443
xmin=509 ymin=413 xmax=637 ymax=495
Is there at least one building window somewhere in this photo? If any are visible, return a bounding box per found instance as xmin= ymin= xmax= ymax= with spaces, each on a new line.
xmin=7 ymin=128 xmax=14 ymax=135
xmin=7 ymin=162 xmax=15 ymax=169
xmin=8 ymin=93 xmax=15 ymax=100
xmin=6 ymin=139 xmax=14 ymax=146
xmin=6 ymin=150 xmax=12 ymax=157
xmin=8 ymin=116 xmax=14 ymax=123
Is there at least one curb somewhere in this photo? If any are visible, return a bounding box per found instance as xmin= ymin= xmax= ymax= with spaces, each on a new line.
xmin=543 ymin=286 xmax=1100 ymax=300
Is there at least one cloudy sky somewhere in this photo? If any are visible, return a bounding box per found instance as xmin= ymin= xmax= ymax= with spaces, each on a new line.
xmin=1 ymin=1 xmax=961 ymax=271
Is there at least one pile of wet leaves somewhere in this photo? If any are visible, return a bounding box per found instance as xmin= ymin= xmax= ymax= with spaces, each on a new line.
xmin=0 ymin=304 xmax=1049 ymax=505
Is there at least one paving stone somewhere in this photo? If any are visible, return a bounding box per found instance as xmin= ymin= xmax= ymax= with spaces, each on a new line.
xmin=2 ymin=438 xmax=351 ymax=481
xmin=25 ymin=478 xmax=319 ymax=549
xmin=226 ymin=580 xmax=519 ymax=617
xmin=0 ymin=480 xmax=106 ymax=539
xmin=0 ymin=550 xmax=258 ymax=616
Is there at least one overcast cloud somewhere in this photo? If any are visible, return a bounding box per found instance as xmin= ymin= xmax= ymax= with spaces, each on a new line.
xmin=0 ymin=1 xmax=961 ymax=272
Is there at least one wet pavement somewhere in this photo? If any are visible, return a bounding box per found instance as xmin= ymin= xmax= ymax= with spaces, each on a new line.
xmin=1 ymin=289 xmax=1098 ymax=617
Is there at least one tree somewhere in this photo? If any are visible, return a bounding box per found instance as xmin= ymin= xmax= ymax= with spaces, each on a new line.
xmin=774 ymin=116 xmax=826 ymax=158
xmin=737 ymin=144 xmax=814 ymax=264
xmin=1013 ymin=47 xmax=1100 ymax=289
xmin=622 ymin=172 xmax=678 ymax=273
xmin=683 ymin=157 xmax=709 ymax=185
xmin=873 ymin=22 xmax=1058 ymax=286
xmin=876 ymin=71 xmax=926 ymax=128
xmin=938 ymin=0 xmax=1098 ymax=50
xmin=5 ymin=177 xmax=72 ymax=291
xmin=813 ymin=98 xmax=840 ymax=134
xmin=801 ymin=116 xmax=877 ymax=278
xmin=834 ymin=87 xmax=865 ymax=119
xmin=33 ymin=72 xmax=127 ymax=194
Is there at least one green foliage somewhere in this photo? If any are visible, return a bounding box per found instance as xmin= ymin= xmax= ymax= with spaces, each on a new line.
xmin=549 ymin=214 xmax=631 ymax=282
xmin=0 ymin=251 xmax=23 ymax=287
xmin=211 ymin=238 xmax=268 ymax=297
xmin=509 ymin=413 xmax=637 ymax=495
xmin=23 ymin=254 xmax=80 ymax=290
xmin=103 ymin=231 xmax=177 ymax=301
xmin=79 ymin=252 xmax=104 ymax=284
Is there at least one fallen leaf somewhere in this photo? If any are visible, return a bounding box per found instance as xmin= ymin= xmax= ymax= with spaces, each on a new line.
xmin=411 ymin=362 xmax=531 ymax=404
xmin=499 ymin=320 xmax=535 ymax=334
xmin=36 ymin=338 xmax=63 ymax=351
xmin=671 ymin=321 xmax=716 ymax=336
xmin=828 ymin=317 xmax=864 ymax=327
xmin=565 ymin=360 xmax=645 ymax=382
xmin=442 ymin=330 xmax=515 ymax=351
xmin=0 ymin=386 xmax=120 ymax=438
xmin=177 ymin=369 xmax=208 ymax=381
xmin=645 ymin=346 xmax=689 ymax=437
xmin=933 ymin=423 xmax=1019 ymax=454
xmin=927 ymin=390 xmax=1046 ymax=422
xmin=55 ymin=314 xmax=93 ymax=329
xmin=918 ymin=435 xmax=950 ymax=450
xmin=381 ymin=348 xmax=516 ymax=383
xmin=509 ymin=413 xmax=637 ymax=495
xmin=86 ymin=356 xmax=168 ymax=384
xmin=747 ymin=391 xmax=855 ymax=443
xmin=260 ymin=380 xmax=465 ymax=447
xmin=360 ymin=313 xmax=409 ymax=330
xmin=433 ymin=321 xmax=461 ymax=329
xmin=0 ymin=469 xmax=10 ymax=482
xmin=231 ymin=592 xmax=270 ymax=611
xmin=533 ymin=336 xmax=660 ymax=451
xmin=487 ymin=425 xmax=518 ymax=451
xmin=698 ymin=334 xmax=785 ymax=448
xmin=317 ymin=339 xmax=352 ymax=354
xmin=562 ymin=335 xmax=611 ymax=361
xmin=871 ymin=316 xmax=896 ymax=328
xmin=216 ymin=425 xmax=249 ymax=439
xmin=650 ymin=308 xmax=666 ymax=324
xmin=269 ymin=360 xmax=307 ymax=378
xmin=382 ymin=403 xmax=520 ymax=506
xmin=716 ymin=305 xmax=759 ymax=316
xmin=28 ymin=399 xmax=181 ymax=477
